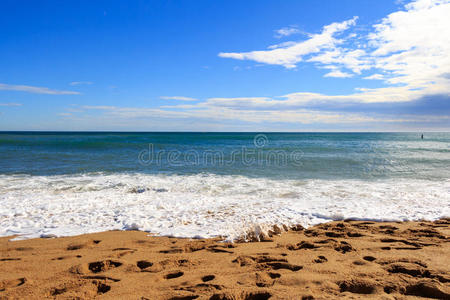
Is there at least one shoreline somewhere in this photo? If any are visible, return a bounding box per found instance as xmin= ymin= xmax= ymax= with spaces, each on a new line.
xmin=1 ymin=219 xmax=449 ymax=299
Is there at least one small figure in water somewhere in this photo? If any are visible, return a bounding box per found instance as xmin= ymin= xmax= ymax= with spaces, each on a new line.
xmin=421 ymin=134 xmax=424 ymax=139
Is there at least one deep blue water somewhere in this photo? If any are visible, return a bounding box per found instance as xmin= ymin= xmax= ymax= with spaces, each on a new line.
xmin=0 ymin=132 xmax=449 ymax=180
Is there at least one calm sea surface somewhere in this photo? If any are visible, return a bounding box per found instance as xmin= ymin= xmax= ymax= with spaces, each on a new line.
xmin=1 ymin=132 xmax=449 ymax=180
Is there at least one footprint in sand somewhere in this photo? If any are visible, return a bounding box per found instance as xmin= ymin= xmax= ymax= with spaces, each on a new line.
xmin=177 ymin=283 xmax=223 ymax=294
xmin=347 ymin=231 xmax=364 ymax=237
xmin=376 ymin=258 xmax=426 ymax=267
xmin=255 ymin=272 xmax=282 ymax=287
xmin=113 ymin=247 xmax=135 ymax=251
xmin=51 ymin=276 xmax=118 ymax=297
xmin=385 ymin=262 xmax=431 ymax=278
xmin=232 ymin=255 xmax=302 ymax=271
xmin=67 ymin=240 xmax=102 ymax=250
xmin=333 ymin=241 xmax=354 ymax=253
xmin=136 ymin=260 xmax=153 ymax=270
xmin=268 ymin=272 xmax=281 ymax=279
xmin=287 ymin=241 xmax=317 ymax=250
xmin=378 ymin=225 xmax=398 ymax=236
xmin=50 ymin=287 xmax=67 ymax=296
xmin=202 ymin=275 xmax=215 ymax=282
xmin=67 ymin=244 xmax=84 ymax=251
xmin=313 ymin=255 xmax=327 ymax=263
xmin=207 ymin=246 xmax=234 ymax=254
xmin=338 ymin=279 xmax=378 ymax=294
xmin=325 ymin=231 xmax=345 ymax=238
xmin=362 ymin=256 xmax=376 ymax=262
xmin=92 ymin=280 xmax=111 ymax=294
xmin=303 ymin=229 xmax=319 ymax=237
xmin=265 ymin=262 xmax=302 ymax=271
xmin=353 ymin=260 xmax=366 ymax=266
xmin=88 ymin=260 xmax=122 ymax=273
xmin=164 ymin=271 xmax=184 ymax=279
xmin=255 ymin=272 xmax=274 ymax=287
xmin=380 ymin=238 xmax=423 ymax=248
xmin=52 ymin=256 xmax=75 ymax=261
xmin=160 ymin=248 xmax=184 ymax=254
xmin=403 ymin=281 xmax=450 ymax=298
xmin=0 ymin=278 xmax=26 ymax=291
xmin=409 ymin=228 xmax=446 ymax=239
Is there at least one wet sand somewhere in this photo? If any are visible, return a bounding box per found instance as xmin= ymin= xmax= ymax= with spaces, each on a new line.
xmin=1 ymin=219 xmax=449 ymax=299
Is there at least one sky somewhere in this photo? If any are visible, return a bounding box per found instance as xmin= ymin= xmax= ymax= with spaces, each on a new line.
xmin=0 ymin=0 xmax=449 ymax=131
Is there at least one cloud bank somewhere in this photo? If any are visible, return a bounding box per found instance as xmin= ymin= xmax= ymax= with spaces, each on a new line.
xmin=274 ymin=26 xmax=301 ymax=38
xmin=54 ymin=0 xmax=450 ymax=131
xmin=219 ymin=0 xmax=450 ymax=101
xmin=0 ymin=83 xmax=80 ymax=95
xmin=0 ymin=102 xmax=22 ymax=106
xmin=219 ymin=17 xmax=358 ymax=69
xmin=160 ymin=96 xmax=198 ymax=101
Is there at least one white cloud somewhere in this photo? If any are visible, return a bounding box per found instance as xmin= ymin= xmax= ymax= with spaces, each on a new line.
xmin=324 ymin=70 xmax=354 ymax=78
xmin=78 ymin=103 xmax=390 ymax=125
xmin=267 ymin=41 xmax=298 ymax=50
xmin=364 ymin=74 xmax=384 ymax=80
xmin=368 ymin=0 xmax=450 ymax=90
xmin=75 ymin=84 xmax=449 ymax=130
xmin=274 ymin=26 xmax=300 ymax=38
xmin=308 ymin=48 xmax=371 ymax=74
xmin=69 ymin=81 xmax=93 ymax=86
xmin=82 ymin=105 xmax=117 ymax=110
xmin=0 ymin=102 xmax=22 ymax=106
xmin=71 ymin=98 xmax=450 ymax=132
xmin=218 ymin=0 xmax=450 ymax=102
xmin=35 ymin=0 xmax=450 ymax=131
xmin=66 ymin=107 xmax=84 ymax=113
xmin=219 ymin=17 xmax=358 ymax=69
xmin=0 ymin=83 xmax=80 ymax=95
xmin=160 ymin=96 xmax=198 ymax=101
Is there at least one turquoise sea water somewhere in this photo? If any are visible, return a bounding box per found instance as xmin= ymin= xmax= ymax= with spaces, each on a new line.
xmin=0 ymin=132 xmax=449 ymax=180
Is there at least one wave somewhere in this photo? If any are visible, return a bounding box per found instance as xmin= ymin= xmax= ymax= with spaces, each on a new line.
xmin=0 ymin=172 xmax=449 ymax=240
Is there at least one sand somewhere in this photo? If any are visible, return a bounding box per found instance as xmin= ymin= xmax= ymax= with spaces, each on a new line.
xmin=0 ymin=219 xmax=449 ymax=299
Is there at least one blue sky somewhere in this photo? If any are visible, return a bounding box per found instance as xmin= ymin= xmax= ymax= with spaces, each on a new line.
xmin=0 ymin=0 xmax=449 ymax=131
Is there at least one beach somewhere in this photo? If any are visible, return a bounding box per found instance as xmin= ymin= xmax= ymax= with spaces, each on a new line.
xmin=1 ymin=219 xmax=449 ymax=299
xmin=1 ymin=133 xmax=449 ymax=299
xmin=2 ymin=0 xmax=450 ymax=298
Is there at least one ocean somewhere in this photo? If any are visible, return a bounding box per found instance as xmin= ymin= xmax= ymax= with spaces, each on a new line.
xmin=0 ymin=132 xmax=449 ymax=240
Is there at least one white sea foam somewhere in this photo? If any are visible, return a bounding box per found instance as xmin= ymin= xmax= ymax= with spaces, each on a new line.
xmin=0 ymin=173 xmax=449 ymax=241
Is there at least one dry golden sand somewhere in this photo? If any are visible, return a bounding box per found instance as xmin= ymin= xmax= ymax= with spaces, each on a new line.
xmin=1 ymin=219 xmax=449 ymax=299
